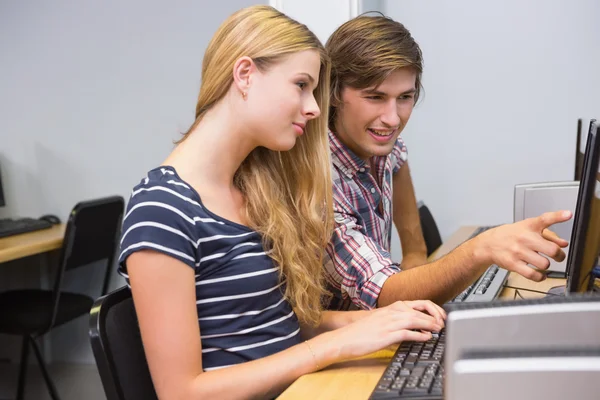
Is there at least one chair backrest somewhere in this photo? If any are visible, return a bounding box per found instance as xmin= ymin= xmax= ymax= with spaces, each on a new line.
xmin=48 ymin=196 xmax=125 ymax=331
xmin=417 ymin=201 xmax=443 ymax=257
xmin=89 ymin=286 xmax=158 ymax=400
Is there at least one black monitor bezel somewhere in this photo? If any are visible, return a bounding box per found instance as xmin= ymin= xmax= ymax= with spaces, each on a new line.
xmin=565 ymin=121 xmax=600 ymax=293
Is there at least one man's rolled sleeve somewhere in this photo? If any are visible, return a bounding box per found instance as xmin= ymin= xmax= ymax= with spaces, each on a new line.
xmin=391 ymin=138 xmax=409 ymax=175
xmin=324 ymin=210 xmax=401 ymax=310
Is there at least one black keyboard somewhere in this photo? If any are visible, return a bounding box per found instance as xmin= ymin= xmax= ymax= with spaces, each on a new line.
xmin=370 ymin=330 xmax=446 ymax=400
xmin=0 ymin=218 xmax=53 ymax=238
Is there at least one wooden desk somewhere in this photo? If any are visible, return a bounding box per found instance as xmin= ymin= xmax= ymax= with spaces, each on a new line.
xmin=0 ymin=224 xmax=65 ymax=264
xmin=278 ymin=226 xmax=566 ymax=400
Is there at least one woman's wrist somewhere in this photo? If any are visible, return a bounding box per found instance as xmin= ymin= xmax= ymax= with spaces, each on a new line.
xmin=348 ymin=310 xmax=369 ymax=324
xmin=307 ymin=330 xmax=344 ymax=369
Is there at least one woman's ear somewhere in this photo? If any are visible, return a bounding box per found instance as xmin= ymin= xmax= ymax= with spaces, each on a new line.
xmin=232 ymin=56 xmax=254 ymax=96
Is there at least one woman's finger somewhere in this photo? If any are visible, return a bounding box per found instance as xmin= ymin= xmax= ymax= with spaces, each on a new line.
xmin=406 ymin=300 xmax=446 ymax=325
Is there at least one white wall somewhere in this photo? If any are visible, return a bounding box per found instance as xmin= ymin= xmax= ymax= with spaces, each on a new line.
xmin=273 ymin=0 xmax=383 ymax=44
xmin=273 ymin=0 xmax=355 ymax=44
xmin=0 ymin=0 xmax=263 ymax=364
xmin=383 ymin=0 xmax=600 ymax=259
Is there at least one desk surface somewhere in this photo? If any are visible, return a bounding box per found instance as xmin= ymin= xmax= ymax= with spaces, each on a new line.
xmin=278 ymin=226 xmax=565 ymax=400
xmin=0 ymin=224 xmax=65 ymax=264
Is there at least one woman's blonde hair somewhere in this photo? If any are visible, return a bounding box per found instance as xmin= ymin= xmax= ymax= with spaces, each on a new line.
xmin=180 ymin=5 xmax=332 ymax=326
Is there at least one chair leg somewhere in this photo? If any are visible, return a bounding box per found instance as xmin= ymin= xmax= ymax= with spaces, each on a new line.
xmin=16 ymin=336 xmax=29 ymax=400
xmin=29 ymin=336 xmax=61 ymax=400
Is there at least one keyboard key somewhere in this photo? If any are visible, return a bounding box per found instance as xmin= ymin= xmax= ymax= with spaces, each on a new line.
xmin=404 ymin=354 xmax=418 ymax=366
xmin=474 ymin=285 xmax=487 ymax=294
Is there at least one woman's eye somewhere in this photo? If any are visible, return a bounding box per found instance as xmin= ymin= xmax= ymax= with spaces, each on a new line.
xmin=296 ymin=81 xmax=307 ymax=90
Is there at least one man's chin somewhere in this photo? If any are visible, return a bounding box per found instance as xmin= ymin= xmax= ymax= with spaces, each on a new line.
xmin=366 ymin=143 xmax=396 ymax=158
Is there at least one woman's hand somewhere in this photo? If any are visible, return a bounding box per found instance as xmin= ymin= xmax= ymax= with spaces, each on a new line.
xmin=329 ymin=300 xmax=446 ymax=361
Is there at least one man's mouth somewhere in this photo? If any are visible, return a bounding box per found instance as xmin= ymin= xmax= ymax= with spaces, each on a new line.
xmin=367 ymin=128 xmax=395 ymax=137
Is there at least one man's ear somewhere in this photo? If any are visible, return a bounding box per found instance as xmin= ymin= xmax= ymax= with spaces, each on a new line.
xmin=232 ymin=56 xmax=254 ymax=94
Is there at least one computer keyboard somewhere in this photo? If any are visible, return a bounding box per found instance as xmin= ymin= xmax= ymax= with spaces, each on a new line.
xmin=370 ymin=330 xmax=446 ymax=400
xmin=370 ymin=293 xmax=600 ymax=400
xmin=0 ymin=218 xmax=53 ymax=238
xmin=451 ymin=225 xmax=509 ymax=303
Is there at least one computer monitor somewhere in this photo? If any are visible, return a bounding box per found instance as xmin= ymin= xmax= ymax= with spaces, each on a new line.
xmin=575 ymin=118 xmax=584 ymax=181
xmin=0 ymin=162 xmax=5 ymax=207
xmin=561 ymin=120 xmax=600 ymax=294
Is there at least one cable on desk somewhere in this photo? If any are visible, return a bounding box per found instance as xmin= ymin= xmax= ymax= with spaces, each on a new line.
xmin=502 ymin=285 xmax=560 ymax=296
xmin=512 ymin=289 xmax=525 ymax=300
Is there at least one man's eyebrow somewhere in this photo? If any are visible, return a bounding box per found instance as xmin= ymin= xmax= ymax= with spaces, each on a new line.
xmin=399 ymin=88 xmax=417 ymax=95
xmin=362 ymin=88 xmax=417 ymax=96
xmin=362 ymin=88 xmax=386 ymax=96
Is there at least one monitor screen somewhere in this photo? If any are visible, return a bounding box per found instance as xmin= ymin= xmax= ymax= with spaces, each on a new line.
xmin=0 ymin=163 xmax=5 ymax=207
xmin=565 ymin=121 xmax=600 ymax=293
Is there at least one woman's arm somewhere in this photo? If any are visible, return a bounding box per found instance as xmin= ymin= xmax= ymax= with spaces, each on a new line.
xmin=128 ymin=250 xmax=445 ymax=400
xmin=300 ymin=310 xmax=368 ymax=339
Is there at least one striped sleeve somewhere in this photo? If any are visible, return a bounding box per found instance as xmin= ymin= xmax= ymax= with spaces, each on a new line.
xmin=118 ymin=184 xmax=199 ymax=271
xmin=391 ymin=137 xmax=408 ymax=175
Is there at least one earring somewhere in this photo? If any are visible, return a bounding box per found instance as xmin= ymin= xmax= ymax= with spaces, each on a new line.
xmin=242 ymin=91 xmax=247 ymax=100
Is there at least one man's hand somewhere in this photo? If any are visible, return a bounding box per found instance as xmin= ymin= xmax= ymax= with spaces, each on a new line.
xmin=473 ymin=210 xmax=572 ymax=282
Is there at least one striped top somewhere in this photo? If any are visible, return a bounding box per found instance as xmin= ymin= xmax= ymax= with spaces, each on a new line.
xmin=324 ymin=131 xmax=408 ymax=311
xmin=118 ymin=166 xmax=301 ymax=371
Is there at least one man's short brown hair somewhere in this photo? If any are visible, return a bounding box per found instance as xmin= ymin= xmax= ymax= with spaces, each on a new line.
xmin=326 ymin=15 xmax=423 ymax=130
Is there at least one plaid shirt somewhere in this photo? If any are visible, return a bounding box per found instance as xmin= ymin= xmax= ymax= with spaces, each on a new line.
xmin=324 ymin=131 xmax=408 ymax=310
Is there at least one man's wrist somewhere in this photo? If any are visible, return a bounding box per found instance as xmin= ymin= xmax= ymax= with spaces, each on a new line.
xmin=468 ymin=234 xmax=491 ymax=266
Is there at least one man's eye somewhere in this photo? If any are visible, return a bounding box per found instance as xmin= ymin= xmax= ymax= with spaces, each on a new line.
xmin=366 ymin=96 xmax=382 ymax=100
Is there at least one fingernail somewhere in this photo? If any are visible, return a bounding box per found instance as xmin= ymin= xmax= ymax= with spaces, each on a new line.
xmin=563 ymin=211 xmax=572 ymax=218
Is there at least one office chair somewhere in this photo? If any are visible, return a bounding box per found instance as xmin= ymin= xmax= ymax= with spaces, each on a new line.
xmin=89 ymin=286 xmax=158 ymax=400
xmin=0 ymin=196 xmax=124 ymax=400
xmin=417 ymin=201 xmax=443 ymax=257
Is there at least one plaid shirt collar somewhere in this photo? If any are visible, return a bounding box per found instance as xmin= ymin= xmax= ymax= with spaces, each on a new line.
xmin=328 ymin=130 xmax=370 ymax=177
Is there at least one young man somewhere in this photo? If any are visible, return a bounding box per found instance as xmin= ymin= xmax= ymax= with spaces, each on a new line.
xmin=324 ymin=15 xmax=571 ymax=310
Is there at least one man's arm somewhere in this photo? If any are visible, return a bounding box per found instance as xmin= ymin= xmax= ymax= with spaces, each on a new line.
xmin=378 ymin=211 xmax=572 ymax=306
xmin=325 ymin=209 xmax=403 ymax=310
xmin=392 ymin=162 xmax=428 ymax=270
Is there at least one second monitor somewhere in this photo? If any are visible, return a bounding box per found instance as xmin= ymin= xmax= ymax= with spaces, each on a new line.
xmin=550 ymin=120 xmax=600 ymax=295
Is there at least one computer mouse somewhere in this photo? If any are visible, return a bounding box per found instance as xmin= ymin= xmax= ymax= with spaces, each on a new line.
xmin=39 ymin=214 xmax=61 ymax=225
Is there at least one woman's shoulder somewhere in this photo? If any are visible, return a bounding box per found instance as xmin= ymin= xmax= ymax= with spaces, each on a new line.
xmin=122 ymin=166 xmax=208 ymax=231
xmin=127 ymin=166 xmax=201 ymax=210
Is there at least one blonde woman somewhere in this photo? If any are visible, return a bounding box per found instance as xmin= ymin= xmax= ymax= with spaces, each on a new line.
xmin=118 ymin=5 xmax=445 ymax=399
